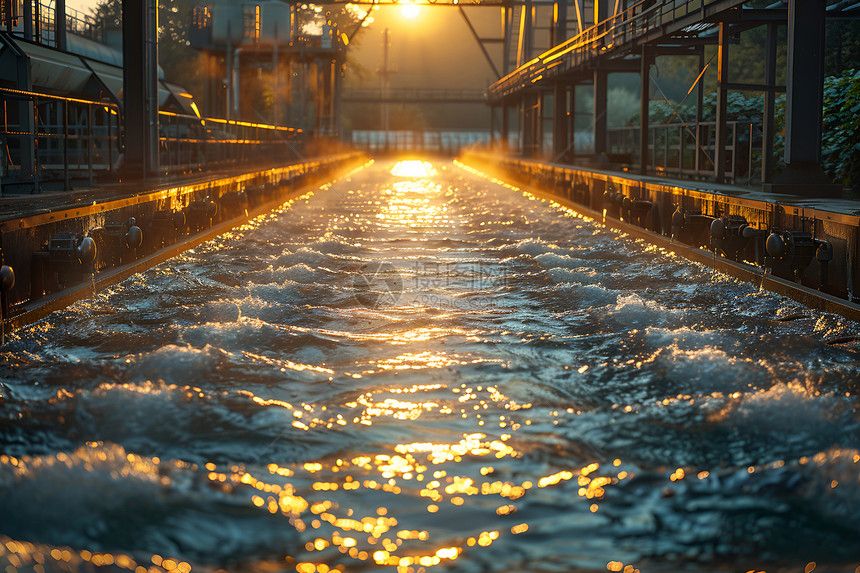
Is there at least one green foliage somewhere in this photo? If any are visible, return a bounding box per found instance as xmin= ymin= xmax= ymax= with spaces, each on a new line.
xmin=627 ymin=91 xmax=777 ymax=126
xmin=822 ymin=69 xmax=860 ymax=189
xmin=626 ymin=70 xmax=860 ymax=189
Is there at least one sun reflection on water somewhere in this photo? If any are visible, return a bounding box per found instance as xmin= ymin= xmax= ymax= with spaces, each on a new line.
xmin=390 ymin=160 xmax=437 ymax=178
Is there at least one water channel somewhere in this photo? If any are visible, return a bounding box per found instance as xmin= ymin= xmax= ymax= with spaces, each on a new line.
xmin=1 ymin=159 xmax=859 ymax=573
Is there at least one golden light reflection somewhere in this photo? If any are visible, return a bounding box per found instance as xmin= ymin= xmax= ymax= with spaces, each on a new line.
xmin=4 ymin=392 xmax=852 ymax=572
xmin=45 ymin=378 xmax=607 ymax=570
xmin=390 ymin=160 xmax=436 ymax=178
xmin=400 ymin=2 xmax=420 ymax=19
xmin=364 ymin=351 xmax=502 ymax=375
xmin=196 ymin=379 xmax=635 ymax=572
xmin=375 ymin=181 xmax=450 ymax=230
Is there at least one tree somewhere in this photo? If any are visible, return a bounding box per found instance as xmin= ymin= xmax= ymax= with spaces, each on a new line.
xmin=83 ymin=0 xmax=204 ymax=98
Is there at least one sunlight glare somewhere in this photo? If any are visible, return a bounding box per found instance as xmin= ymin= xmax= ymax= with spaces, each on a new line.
xmin=391 ymin=160 xmax=436 ymax=178
xmin=400 ymin=3 xmax=420 ymax=19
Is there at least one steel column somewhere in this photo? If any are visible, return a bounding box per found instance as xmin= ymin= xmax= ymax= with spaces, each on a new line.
xmin=593 ymin=69 xmax=607 ymax=157
xmin=501 ymin=103 xmax=510 ymax=152
xmin=764 ymin=0 xmax=839 ymax=195
xmin=783 ymin=0 xmax=824 ymax=167
xmin=273 ymin=22 xmax=280 ymax=125
xmin=569 ymin=83 xmax=576 ymax=155
xmin=122 ymin=0 xmax=158 ymax=179
xmin=553 ymin=82 xmax=568 ymax=160
xmin=62 ymin=101 xmax=69 ymax=191
xmin=762 ymin=22 xmax=778 ymax=183
xmin=520 ymin=0 xmax=533 ymax=67
xmin=56 ymin=0 xmax=66 ymax=50
xmin=502 ymin=6 xmax=512 ymax=75
xmin=490 ymin=105 xmax=497 ymax=149
xmin=594 ymin=0 xmax=609 ymax=24
xmin=146 ymin=0 xmax=159 ymax=174
xmin=23 ymin=0 xmax=33 ymax=40
xmin=696 ymin=48 xmax=705 ymax=173
xmin=334 ymin=60 xmax=343 ymax=139
xmin=639 ymin=47 xmax=650 ymax=174
xmin=714 ymin=22 xmax=729 ymax=182
xmin=13 ymin=36 xmax=36 ymax=184
xmin=3 ymin=0 xmax=11 ymax=32
xmin=553 ymin=0 xmax=568 ymax=46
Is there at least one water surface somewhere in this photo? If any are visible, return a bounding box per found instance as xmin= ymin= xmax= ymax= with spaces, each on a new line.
xmin=1 ymin=159 xmax=859 ymax=573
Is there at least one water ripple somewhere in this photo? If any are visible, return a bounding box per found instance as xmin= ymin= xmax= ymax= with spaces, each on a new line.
xmin=1 ymin=160 xmax=859 ymax=573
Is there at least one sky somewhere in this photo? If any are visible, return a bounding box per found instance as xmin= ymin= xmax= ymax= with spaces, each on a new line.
xmin=67 ymin=0 xmax=95 ymax=13
xmin=343 ymin=5 xmax=501 ymax=90
xmin=65 ymin=1 xmax=502 ymax=91
xmin=63 ymin=1 xmax=500 ymax=128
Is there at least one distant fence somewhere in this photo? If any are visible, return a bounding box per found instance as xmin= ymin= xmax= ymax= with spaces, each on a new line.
xmin=350 ymin=130 xmax=491 ymax=155
xmin=343 ymin=88 xmax=486 ymax=104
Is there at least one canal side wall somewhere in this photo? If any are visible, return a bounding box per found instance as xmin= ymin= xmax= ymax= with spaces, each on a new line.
xmin=0 ymin=153 xmax=366 ymax=329
xmin=462 ymin=152 xmax=860 ymax=316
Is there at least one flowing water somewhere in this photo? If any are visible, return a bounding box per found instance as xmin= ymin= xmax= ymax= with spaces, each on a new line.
xmin=1 ymin=159 xmax=859 ymax=573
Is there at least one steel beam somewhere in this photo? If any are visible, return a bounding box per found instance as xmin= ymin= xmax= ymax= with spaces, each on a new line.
xmin=593 ymin=58 xmax=642 ymax=73
xmin=459 ymin=7 xmax=502 ymax=80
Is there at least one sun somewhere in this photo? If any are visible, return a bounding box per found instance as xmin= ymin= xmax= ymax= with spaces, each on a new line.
xmin=400 ymin=3 xmax=420 ymax=19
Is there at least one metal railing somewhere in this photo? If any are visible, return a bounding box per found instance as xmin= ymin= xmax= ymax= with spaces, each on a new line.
xmin=343 ymin=88 xmax=487 ymax=104
xmin=608 ymin=120 xmax=764 ymax=184
xmin=0 ymin=87 xmax=121 ymax=193
xmin=350 ymin=130 xmax=490 ymax=154
xmin=489 ymin=0 xmax=746 ymax=99
xmin=1 ymin=0 xmax=98 ymax=46
xmin=0 ymin=86 xmax=304 ymax=193
xmin=159 ymin=113 xmax=303 ymax=175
